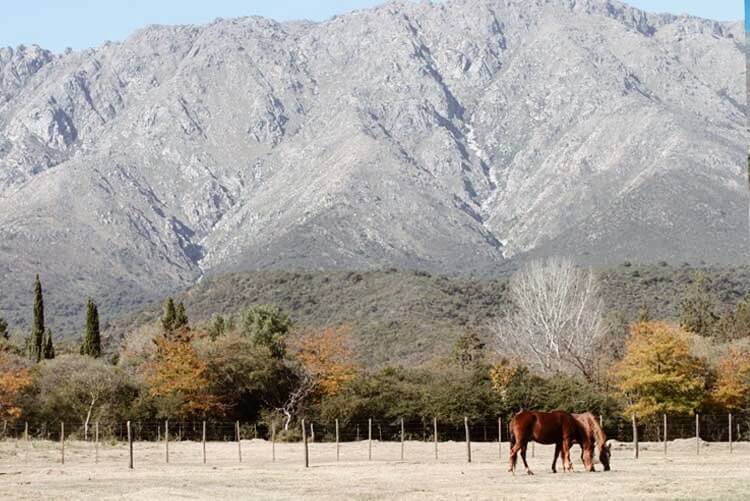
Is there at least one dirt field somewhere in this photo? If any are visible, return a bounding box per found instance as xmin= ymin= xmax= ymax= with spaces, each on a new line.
xmin=1 ymin=439 xmax=749 ymax=500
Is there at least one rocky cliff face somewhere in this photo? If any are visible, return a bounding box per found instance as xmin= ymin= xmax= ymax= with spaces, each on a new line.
xmin=0 ymin=0 xmax=746 ymax=335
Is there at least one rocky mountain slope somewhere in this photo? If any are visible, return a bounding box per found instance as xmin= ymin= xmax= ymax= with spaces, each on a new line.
xmin=0 ymin=0 xmax=746 ymax=335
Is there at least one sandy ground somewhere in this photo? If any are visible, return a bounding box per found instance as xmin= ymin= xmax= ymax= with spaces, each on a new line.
xmin=1 ymin=439 xmax=749 ymax=500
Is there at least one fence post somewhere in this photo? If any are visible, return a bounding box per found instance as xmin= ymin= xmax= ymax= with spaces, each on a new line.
xmin=464 ymin=417 xmax=472 ymax=464
xmin=310 ymin=422 xmax=315 ymax=443
xmin=433 ymin=417 xmax=438 ymax=460
xmin=165 ymin=420 xmax=169 ymax=464
xmin=368 ymin=418 xmax=372 ymax=461
xmin=695 ymin=414 xmax=700 ymax=455
xmin=127 ymin=421 xmax=133 ymax=469
xmin=335 ymin=419 xmax=339 ymax=462
xmin=663 ymin=414 xmax=667 ymax=456
xmin=95 ymin=421 xmax=99 ymax=464
xmin=234 ymin=421 xmax=241 ymax=463
xmin=631 ymin=414 xmax=638 ymax=459
xmin=202 ymin=421 xmax=206 ymax=464
xmin=729 ymin=413 xmax=733 ymax=454
xmin=271 ymin=422 xmax=276 ymax=462
xmin=498 ymin=417 xmax=502 ymax=460
xmin=400 ymin=418 xmax=405 ymax=461
xmin=61 ymin=422 xmax=65 ymax=465
xmin=301 ymin=419 xmax=309 ymax=468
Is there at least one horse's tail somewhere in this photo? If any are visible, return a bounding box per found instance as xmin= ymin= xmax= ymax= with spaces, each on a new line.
xmin=508 ymin=418 xmax=515 ymax=449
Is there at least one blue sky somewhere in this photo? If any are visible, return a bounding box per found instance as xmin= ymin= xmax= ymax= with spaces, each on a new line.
xmin=0 ymin=0 xmax=744 ymax=53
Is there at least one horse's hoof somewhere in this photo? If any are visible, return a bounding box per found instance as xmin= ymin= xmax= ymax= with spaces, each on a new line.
xmin=526 ymin=470 xmax=534 ymax=476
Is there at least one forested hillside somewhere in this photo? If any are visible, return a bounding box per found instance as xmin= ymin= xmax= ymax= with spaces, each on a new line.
xmin=103 ymin=264 xmax=750 ymax=367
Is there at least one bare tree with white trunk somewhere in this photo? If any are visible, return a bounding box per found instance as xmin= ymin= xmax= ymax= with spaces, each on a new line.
xmin=495 ymin=257 xmax=606 ymax=381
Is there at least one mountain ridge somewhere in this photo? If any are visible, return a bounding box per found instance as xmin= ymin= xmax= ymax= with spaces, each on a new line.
xmin=0 ymin=0 xmax=746 ymax=337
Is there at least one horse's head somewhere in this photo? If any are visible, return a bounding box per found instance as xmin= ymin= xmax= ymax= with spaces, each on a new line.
xmin=599 ymin=441 xmax=612 ymax=471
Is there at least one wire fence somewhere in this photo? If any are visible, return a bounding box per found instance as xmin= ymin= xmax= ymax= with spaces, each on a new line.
xmin=1 ymin=412 xmax=748 ymax=468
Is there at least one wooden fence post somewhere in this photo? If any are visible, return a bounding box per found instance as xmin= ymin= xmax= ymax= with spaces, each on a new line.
xmin=729 ymin=413 xmax=733 ymax=454
xmin=61 ymin=422 xmax=65 ymax=465
xmin=301 ymin=419 xmax=309 ymax=468
xmin=632 ymin=415 xmax=638 ymax=459
xmin=202 ymin=421 xmax=206 ymax=464
xmin=464 ymin=417 xmax=472 ymax=464
xmin=400 ymin=418 xmax=405 ymax=461
xmin=663 ymin=414 xmax=667 ymax=456
xmin=236 ymin=421 xmax=242 ymax=463
xmin=271 ymin=422 xmax=276 ymax=462
xmin=165 ymin=420 xmax=169 ymax=464
xmin=95 ymin=421 xmax=99 ymax=464
xmin=368 ymin=418 xmax=372 ymax=460
xmin=696 ymin=414 xmax=702 ymax=453
xmin=310 ymin=422 xmax=315 ymax=443
xmin=335 ymin=419 xmax=339 ymax=462
xmin=433 ymin=418 xmax=438 ymax=460
xmin=127 ymin=421 xmax=133 ymax=469
xmin=498 ymin=417 xmax=502 ymax=460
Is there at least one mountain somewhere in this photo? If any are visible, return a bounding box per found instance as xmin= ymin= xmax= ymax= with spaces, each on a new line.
xmin=104 ymin=265 xmax=750 ymax=367
xmin=0 ymin=0 xmax=746 ymax=336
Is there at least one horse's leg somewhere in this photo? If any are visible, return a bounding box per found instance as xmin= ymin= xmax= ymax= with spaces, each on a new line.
xmin=561 ymin=439 xmax=573 ymax=472
xmin=520 ymin=443 xmax=533 ymax=475
xmin=583 ymin=443 xmax=595 ymax=472
xmin=508 ymin=439 xmax=523 ymax=474
xmin=552 ymin=443 xmax=560 ymax=473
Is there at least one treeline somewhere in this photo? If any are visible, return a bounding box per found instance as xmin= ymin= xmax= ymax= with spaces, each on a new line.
xmin=1 ymin=263 xmax=750 ymax=436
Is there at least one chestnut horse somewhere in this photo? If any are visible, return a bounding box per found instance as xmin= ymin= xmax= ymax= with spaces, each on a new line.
xmin=566 ymin=412 xmax=611 ymax=471
xmin=509 ymin=410 xmax=592 ymax=475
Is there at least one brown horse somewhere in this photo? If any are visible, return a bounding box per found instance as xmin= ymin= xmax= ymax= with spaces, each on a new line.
xmin=509 ymin=410 xmax=591 ymax=475
xmin=575 ymin=413 xmax=611 ymax=471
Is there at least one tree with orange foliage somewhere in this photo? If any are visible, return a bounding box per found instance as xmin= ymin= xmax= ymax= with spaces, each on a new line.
xmin=145 ymin=335 xmax=223 ymax=419
xmin=294 ymin=325 xmax=359 ymax=397
xmin=0 ymin=351 xmax=32 ymax=421
xmin=712 ymin=347 xmax=750 ymax=411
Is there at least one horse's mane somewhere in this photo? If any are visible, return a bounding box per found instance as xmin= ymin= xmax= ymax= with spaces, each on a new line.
xmin=573 ymin=412 xmax=607 ymax=449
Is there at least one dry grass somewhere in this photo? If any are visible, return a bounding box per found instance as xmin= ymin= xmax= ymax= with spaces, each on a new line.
xmin=1 ymin=439 xmax=749 ymax=500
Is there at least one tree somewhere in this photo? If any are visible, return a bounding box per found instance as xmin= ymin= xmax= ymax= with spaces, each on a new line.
xmin=495 ymin=257 xmax=606 ymax=381
xmin=714 ymin=294 xmax=750 ymax=342
xmin=0 ymin=351 xmax=32 ymax=421
xmin=712 ymin=348 xmax=750 ymax=411
xmin=174 ymin=302 xmax=188 ymax=330
xmin=145 ymin=336 xmax=222 ymax=419
xmin=34 ymin=355 xmax=133 ymax=438
xmin=208 ymin=314 xmax=226 ymax=340
xmin=80 ymin=299 xmax=102 ymax=358
xmin=161 ymin=298 xmax=177 ymax=332
xmin=294 ymin=326 xmax=359 ymax=397
xmin=0 ymin=317 xmax=8 ymax=340
xmin=241 ymin=305 xmax=291 ymax=359
xmin=29 ymin=275 xmax=45 ymax=362
xmin=451 ymin=331 xmax=486 ymax=370
xmin=42 ymin=329 xmax=55 ymax=360
xmin=616 ymin=322 xmax=708 ymax=420
xmin=679 ymin=274 xmax=719 ymax=337
xmin=196 ymin=333 xmax=294 ymax=422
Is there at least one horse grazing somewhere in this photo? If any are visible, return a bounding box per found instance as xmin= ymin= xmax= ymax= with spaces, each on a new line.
xmin=509 ymin=410 xmax=592 ymax=475
xmin=549 ymin=412 xmax=611 ymax=472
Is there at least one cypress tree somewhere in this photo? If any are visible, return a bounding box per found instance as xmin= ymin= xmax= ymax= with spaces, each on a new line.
xmin=0 ymin=317 xmax=8 ymax=340
xmin=42 ymin=329 xmax=55 ymax=360
xmin=174 ymin=302 xmax=188 ymax=330
xmin=30 ymin=274 xmax=45 ymax=362
xmin=162 ymin=297 xmax=177 ymax=332
xmin=80 ymin=299 xmax=101 ymax=357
